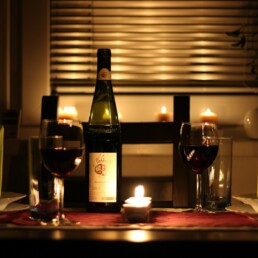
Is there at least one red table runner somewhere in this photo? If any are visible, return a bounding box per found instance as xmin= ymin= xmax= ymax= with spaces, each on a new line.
xmin=1 ymin=210 xmax=258 ymax=229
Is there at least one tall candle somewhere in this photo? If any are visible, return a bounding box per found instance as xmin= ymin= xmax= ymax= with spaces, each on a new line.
xmin=200 ymin=108 xmax=218 ymax=123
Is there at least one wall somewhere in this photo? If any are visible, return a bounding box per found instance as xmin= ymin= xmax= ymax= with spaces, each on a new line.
xmin=55 ymin=95 xmax=258 ymax=125
xmin=232 ymin=141 xmax=258 ymax=196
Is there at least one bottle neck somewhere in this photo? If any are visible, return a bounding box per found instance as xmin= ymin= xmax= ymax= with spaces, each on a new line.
xmin=97 ymin=56 xmax=111 ymax=80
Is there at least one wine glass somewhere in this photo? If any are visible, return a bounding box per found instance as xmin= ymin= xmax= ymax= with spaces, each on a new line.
xmin=179 ymin=122 xmax=219 ymax=212
xmin=39 ymin=119 xmax=85 ymax=225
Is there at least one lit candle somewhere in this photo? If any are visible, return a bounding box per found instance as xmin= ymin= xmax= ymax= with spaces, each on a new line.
xmin=122 ymin=185 xmax=152 ymax=223
xmin=58 ymin=106 xmax=78 ymax=120
xmin=125 ymin=185 xmax=151 ymax=207
xmin=157 ymin=106 xmax=171 ymax=122
xmin=200 ymin=108 xmax=218 ymax=123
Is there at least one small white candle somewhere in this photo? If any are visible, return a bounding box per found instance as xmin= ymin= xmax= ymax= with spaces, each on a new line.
xmin=125 ymin=185 xmax=151 ymax=207
xmin=58 ymin=106 xmax=78 ymax=120
xmin=200 ymin=108 xmax=218 ymax=123
xmin=122 ymin=185 xmax=152 ymax=223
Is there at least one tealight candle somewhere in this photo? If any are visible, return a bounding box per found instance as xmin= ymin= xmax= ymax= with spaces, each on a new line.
xmin=58 ymin=106 xmax=78 ymax=120
xmin=157 ymin=106 xmax=171 ymax=122
xmin=122 ymin=185 xmax=152 ymax=223
xmin=125 ymin=185 xmax=151 ymax=207
xmin=200 ymin=108 xmax=218 ymax=124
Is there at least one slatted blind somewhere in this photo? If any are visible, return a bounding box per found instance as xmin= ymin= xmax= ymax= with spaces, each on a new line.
xmin=50 ymin=0 xmax=258 ymax=94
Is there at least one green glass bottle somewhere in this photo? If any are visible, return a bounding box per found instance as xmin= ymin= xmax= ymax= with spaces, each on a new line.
xmin=85 ymin=48 xmax=122 ymax=212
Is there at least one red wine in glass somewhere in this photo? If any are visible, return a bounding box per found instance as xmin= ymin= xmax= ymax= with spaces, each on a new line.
xmin=179 ymin=122 xmax=219 ymax=212
xmin=179 ymin=145 xmax=219 ymax=174
xmin=41 ymin=148 xmax=84 ymax=178
xmin=39 ymin=119 xmax=85 ymax=225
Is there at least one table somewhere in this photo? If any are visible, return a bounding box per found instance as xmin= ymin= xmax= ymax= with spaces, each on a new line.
xmin=1 ymin=225 xmax=258 ymax=257
xmin=1 ymin=200 xmax=258 ymax=257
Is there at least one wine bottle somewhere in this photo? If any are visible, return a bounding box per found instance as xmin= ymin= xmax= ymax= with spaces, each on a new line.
xmin=85 ymin=48 xmax=122 ymax=212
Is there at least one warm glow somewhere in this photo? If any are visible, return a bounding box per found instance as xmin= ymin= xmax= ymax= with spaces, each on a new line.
xmin=200 ymin=108 xmax=218 ymax=123
xmin=135 ymin=185 xmax=145 ymax=198
xmin=118 ymin=113 xmax=123 ymax=121
xmin=156 ymin=106 xmax=171 ymax=122
xmin=54 ymin=177 xmax=61 ymax=200
xmin=124 ymin=185 xmax=151 ymax=207
xmin=203 ymin=108 xmax=212 ymax=115
xmin=58 ymin=106 xmax=78 ymax=120
xmin=127 ymin=230 xmax=150 ymax=242
xmin=161 ymin=106 xmax=167 ymax=114
xmin=74 ymin=157 xmax=82 ymax=166
xmin=122 ymin=185 xmax=152 ymax=223
xmin=103 ymin=108 xmax=110 ymax=121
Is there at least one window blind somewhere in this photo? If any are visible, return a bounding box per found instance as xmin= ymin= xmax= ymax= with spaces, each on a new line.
xmin=50 ymin=0 xmax=258 ymax=94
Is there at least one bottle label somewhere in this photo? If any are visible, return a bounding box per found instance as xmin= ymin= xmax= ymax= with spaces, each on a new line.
xmin=97 ymin=68 xmax=111 ymax=80
xmin=89 ymin=152 xmax=117 ymax=202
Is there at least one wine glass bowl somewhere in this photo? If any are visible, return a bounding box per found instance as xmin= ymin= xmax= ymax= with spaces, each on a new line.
xmin=39 ymin=119 xmax=85 ymax=225
xmin=179 ymin=122 xmax=219 ymax=212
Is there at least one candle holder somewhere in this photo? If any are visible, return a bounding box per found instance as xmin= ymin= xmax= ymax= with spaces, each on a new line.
xmin=157 ymin=113 xmax=171 ymax=122
xmin=122 ymin=204 xmax=151 ymax=223
xmin=121 ymin=198 xmax=152 ymax=223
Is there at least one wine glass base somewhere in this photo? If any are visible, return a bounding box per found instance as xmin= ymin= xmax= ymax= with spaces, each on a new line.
xmin=51 ymin=216 xmax=80 ymax=226
xmin=35 ymin=215 xmax=80 ymax=226
xmin=193 ymin=206 xmax=217 ymax=213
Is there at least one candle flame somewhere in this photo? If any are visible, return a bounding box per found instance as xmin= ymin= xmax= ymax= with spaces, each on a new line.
xmin=135 ymin=185 xmax=144 ymax=198
xmin=124 ymin=185 xmax=151 ymax=207
xmin=203 ymin=108 xmax=213 ymax=115
xmin=161 ymin=106 xmax=167 ymax=114
xmin=58 ymin=106 xmax=78 ymax=120
xmin=200 ymin=108 xmax=218 ymax=123
xmin=201 ymin=108 xmax=217 ymax=117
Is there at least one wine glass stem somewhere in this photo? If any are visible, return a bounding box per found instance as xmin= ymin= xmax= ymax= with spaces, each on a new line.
xmin=55 ymin=177 xmax=65 ymax=220
xmin=196 ymin=173 xmax=203 ymax=211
